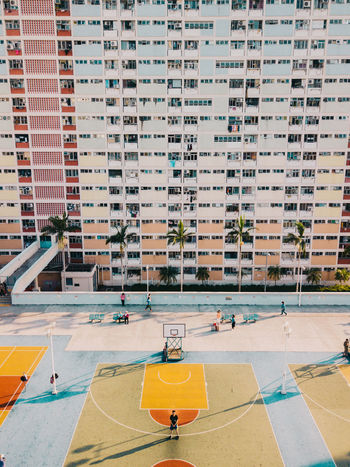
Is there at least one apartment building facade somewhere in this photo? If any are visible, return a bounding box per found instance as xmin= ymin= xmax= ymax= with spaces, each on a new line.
xmin=0 ymin=0 xmax=350 ymax=286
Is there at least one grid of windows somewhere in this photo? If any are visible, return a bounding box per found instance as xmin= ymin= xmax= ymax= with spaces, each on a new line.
xmin=0 ymin=1 xmax=349 ymax=286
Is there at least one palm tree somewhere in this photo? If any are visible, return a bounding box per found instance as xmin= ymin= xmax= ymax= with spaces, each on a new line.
xmin=305 ymin=268 xmax=321 ymax=286
xmin=335 ymin=268 xmax=350 ymax=284
xmin=167 ymin=220 xmax=193 ymax=292
xmin=285 ymin=221 xmax=307 ymax=293
xmin=268 ymin=265 xmax=281 ymax=286
xmin=227 ymin=216 xmax=255 ymax=292
xmin=106 ymin=224 xmax=133 ymax=291
xmin=41 ymin=212 xmax=76 ymax=271
xmin=159 ymin=266 xmax=178 ymax=286
xmin=196 ymin=266 xmax=210 ymax=285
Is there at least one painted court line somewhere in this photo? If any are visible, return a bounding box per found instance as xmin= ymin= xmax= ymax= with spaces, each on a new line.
xmin=89 ymin=385 xmax=260 ymax=437
xmin=0 ymin=347 xmax=16 ymax=370
xmin=250 ymin=363 xmax=284 ymax=467
xmin=62 ymin=363 xmax=96 ymax=467
xmin=0 ymin=347 xmax=46 ymax=421
xmin=157 ymin=370 xmax=192 ymax=385
xmin=301 ymin=392 xmax=350 ymax=424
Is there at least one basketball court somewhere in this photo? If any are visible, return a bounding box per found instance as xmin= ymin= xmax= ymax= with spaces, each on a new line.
xmin=0 ymin=346 xmax=47 ymax=426
xmin=64 ymin=363 xmax=283 ymax=467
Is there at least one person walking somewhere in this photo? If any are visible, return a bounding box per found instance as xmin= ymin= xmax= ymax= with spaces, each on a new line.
xmin=344 ymin=338 xmax=349 ymax=358
xmin=145 ymin=293 xmax=152 ymax=311
xmin=169 ymin=410 xmax=179 ymax=439
xmin=231 ymin=314 xmax=236 ymax=330
xmin=120 ymin=292 xmax=125 ymax=306
xmin=280 ymin=301 xmax=287 ymax=316
xmin=0 ymin=454 xmax=5 ymax=467
xmin=124 ymin=311 xmax=129 ymax=325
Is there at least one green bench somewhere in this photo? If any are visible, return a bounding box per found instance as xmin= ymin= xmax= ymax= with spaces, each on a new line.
xmin=243 ymin=313 xmax=258 ymax=323
xmin=89 ymin=313 xmax=104 ymax=323
xmin=113 ymin=313 xmax=125 ymax=323
xmin=220 ymin=313 xmax=233 ymax=323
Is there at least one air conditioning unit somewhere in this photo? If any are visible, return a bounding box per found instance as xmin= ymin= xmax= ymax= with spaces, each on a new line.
xmin=303 ymin=0 xmax=311 ymax=7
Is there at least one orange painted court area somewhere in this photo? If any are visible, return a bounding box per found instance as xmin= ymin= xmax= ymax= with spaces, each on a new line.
xmin=0 ymin=346 xmax=47 ymax=426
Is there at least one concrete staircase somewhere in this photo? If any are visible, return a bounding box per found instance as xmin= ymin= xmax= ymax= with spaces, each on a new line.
xmin=6 ymin=248 xmax=48 ymax=288
xmin=0 ymin=295 xmax=11 ymax=306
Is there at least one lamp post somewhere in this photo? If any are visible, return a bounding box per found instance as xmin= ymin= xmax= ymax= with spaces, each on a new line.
xmin=146 ymin=265 xmax=149 ymax=294
xmin=281 ymin=321 xmax=291 ymax=395
xmin=47 ymin=322 xmax=57 ymax=395
xmin=298 ymin=266 xmax=305 ymax=307
xmin=264 ymin=252 xmax=270 ymax=293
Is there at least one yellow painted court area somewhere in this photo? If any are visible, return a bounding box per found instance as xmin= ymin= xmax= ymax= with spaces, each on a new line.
xmin=0 ymin=347 xmax=46 ymax=376
xmin=141 ymin=363 xmax=208 ymax=409
xmin=339 ymin=364 xmax=350 ymax=384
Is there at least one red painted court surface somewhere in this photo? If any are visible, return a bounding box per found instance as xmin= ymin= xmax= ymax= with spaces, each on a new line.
xmin=0 ymin=346 xmax=47 ymax=426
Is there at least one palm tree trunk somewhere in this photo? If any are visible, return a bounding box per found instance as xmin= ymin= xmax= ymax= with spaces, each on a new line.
xmin=296 ymin=253 xmax=301 ymax=293
xmin=180 ymin=246 xmax=183 ymax=293
xmin=120 ymin=252 xmax=124 ymax=292
xmin=238 ymin=240 xmax=242 ymax=293
xmin=62 ymin=246 xmax=66 ymax=271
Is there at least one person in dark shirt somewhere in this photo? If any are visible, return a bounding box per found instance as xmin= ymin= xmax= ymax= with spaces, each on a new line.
xmin=231 ymin=314 xmax=236 ymax=330
xmin=169 ymin=410 xmax=179 ymax=439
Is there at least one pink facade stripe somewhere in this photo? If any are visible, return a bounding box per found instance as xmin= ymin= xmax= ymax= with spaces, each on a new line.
xmin=36 ymin=203 xmax=65 ymax=217
xmin=31 ymin=134 xmax=62 ymax=148
xmin=23 ymin=40 xmax=56 ymax=56
xmin=22 ymin=20 xmax=55 ymax=36
xmin=33 ymin=169 xmax=64 ymax=183
xmin=25 ymin=60 xmax=57 ymax=75
xmin=27 ymin=79 xmax=59 ymax=94
xmin=32 ymin=152 xmax=63 ymax=166
xmin=20 ymin=0 xmax=54 ymax=16
xmin=28 ymin=98 xmax=59 ymax=112
xmin=29 ymin=116 xmax=61 ymax=131
xmin=35 ymin=186 xmax=65 ymax=200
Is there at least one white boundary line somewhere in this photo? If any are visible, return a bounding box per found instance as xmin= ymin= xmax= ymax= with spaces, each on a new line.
xmin=0 ymin=346 xmax=16 ymax=370
xmin=0 ymin=346 xmax=46 ymax=420
xmin=140 ymin=363 xmax=209 ymax=410
xmin=290 ymin=364 xmax=336 ymax=467
xmin=139 ymin=362 xmax=147 ymax=410
xmin=202 ymin=363 xmax=209 ymax=411
xmin=61 ymin=362 xmax=98 ymax=467
xmin=157 ymin=370 xmax=191 ymax=385
xmin=0 ymin=347 xmax=47 ymax=352
xmin=89 ymin=382 xmax=259 ymax=437
xmin=250 ymin=363 xmax=285 ymax=467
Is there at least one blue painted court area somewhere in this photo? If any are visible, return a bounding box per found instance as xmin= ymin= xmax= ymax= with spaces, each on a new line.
xmin=0 ymin=334 xmax=345 ymax=467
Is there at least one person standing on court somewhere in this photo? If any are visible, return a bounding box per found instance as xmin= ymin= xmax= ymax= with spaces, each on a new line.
xmin=124 ymin=311 xmax=129 ymax=325
xmin=344 ymin=338 xmax=349 ymax=358
xmin=231 ymin=314 xmax=236 ymax=330
xmin=280 ymin=301 xmax=287 ymax=316
xmin=169 ymin=410 xmax=179 ymax=439
xmin=20 ymin=373 xmax=28 ymax=392
xmin=120 ymin=292 xmax=125 ymax=306
xmin=145 ymin=293 xmax=152 ymax=311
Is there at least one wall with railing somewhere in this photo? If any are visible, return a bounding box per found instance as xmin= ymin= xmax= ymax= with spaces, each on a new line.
xmin=11 ymin=291 xmax=350 ymax=306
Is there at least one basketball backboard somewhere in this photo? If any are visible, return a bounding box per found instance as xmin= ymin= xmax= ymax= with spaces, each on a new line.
xmin=163 ymin=323 xmax=186 ymax=338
